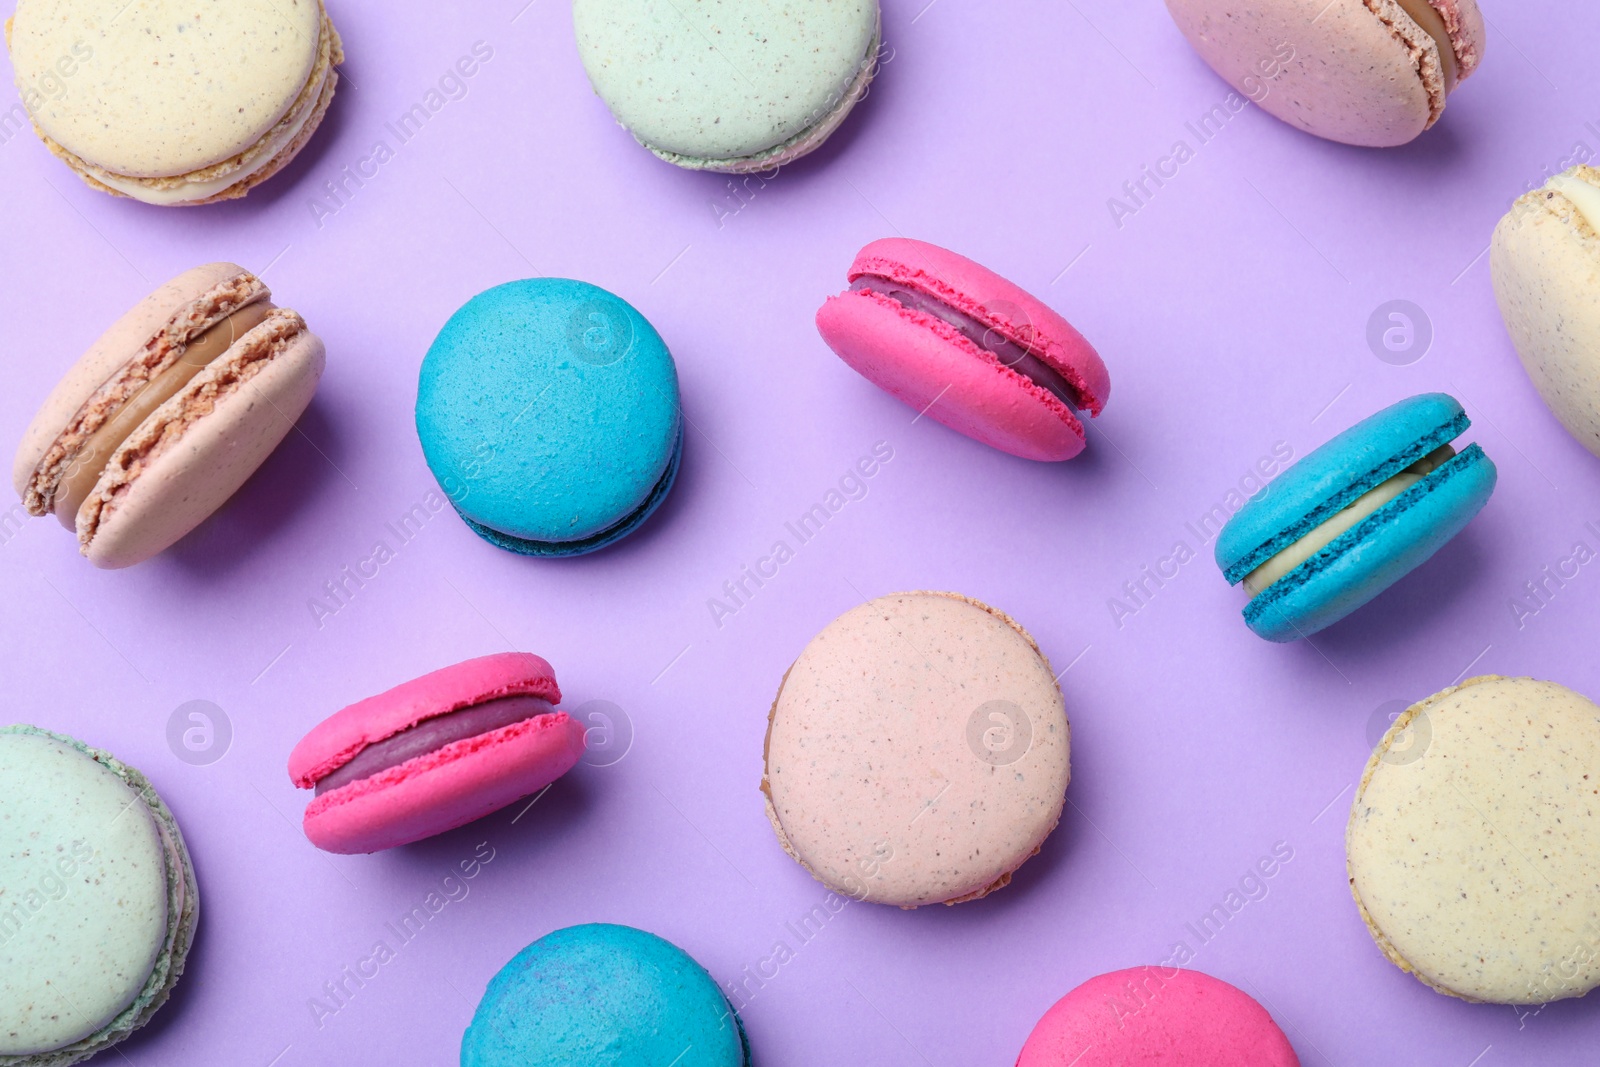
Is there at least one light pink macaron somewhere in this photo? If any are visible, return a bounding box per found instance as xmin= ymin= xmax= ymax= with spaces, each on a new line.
xmin=816 ymin=238 xmax=1109 ymax=462
xmin=1165 ymin=0 xmax=1486 ymax=147
xmin=12 ymin=262 xmax=325 ymax=568
xmin=289 ymin=653 xmax=588 ymax=854
xmin=1016 ymin=967 xmax=1299 ymax=1066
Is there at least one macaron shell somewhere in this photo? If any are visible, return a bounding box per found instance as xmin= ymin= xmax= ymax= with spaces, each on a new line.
xmin=302 ymin=713 xmax=587 ymax=854
xmin=1491 ymin=172 xmax=1600 ymax=458
xmin=82 ymin=318 xmax=324 ymax=568
xmin=763 ymin=592 xmax=1069 ymax=907
xmin=1164 ymin=0 xmax=1463 ymax=147
xmin=9 ymin=0 xmax=322 ymax=176
xmin=572 ymin=0 xmax=879 ymax=167
xmin=818 ymin=289 xmax=1086 ymax=461
xmin=462 ymin=924 xmax=748 ymax=1067
xmin=1348 ymin=677 xmax=1600 ymax=1004
xmin=289 ymin=652 xmax=560 ymax=787
xmin=12 ymin=262 xmax=253 ymax=499
xmin=1015 ymin=967 xmax=1299 ymax=1066
xmin=1216 ymin=393 xmax=1468 ymax=583
xmin=849 ymin=237 xmax=1110 ymax=411
xmin=1244 ymin=445 xmax=1496 ymax=642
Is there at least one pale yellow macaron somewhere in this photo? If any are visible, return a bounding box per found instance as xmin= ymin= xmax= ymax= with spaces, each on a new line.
xmin=1492 ymin=165 xmax=1600 ymax=458
xmin=6 ymin=0 xmax=343 ymax=206
xmin=1347 ymin=676 xmax=1600 ymax=1004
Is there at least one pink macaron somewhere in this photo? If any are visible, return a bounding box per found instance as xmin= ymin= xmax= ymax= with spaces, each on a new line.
xmin=816 ymin=238 xmax=1109 ymax=462
xmin=1016 ymin=967 xmax=1299 ymax=1066
xmin=288 ymin=653 xmax=587 ymax=854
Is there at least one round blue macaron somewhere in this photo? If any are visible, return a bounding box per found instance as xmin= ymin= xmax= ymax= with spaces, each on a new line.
xmin=417 ymin=279 xmax=682 ymax=556
xmin=1215 ymin=393 xmax=1497 ymax=642
xmin=460 ymin=923 xmax=749 ymax=1067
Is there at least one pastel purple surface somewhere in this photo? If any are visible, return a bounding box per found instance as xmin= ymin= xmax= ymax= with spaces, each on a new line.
xmin=1 ymin=2 xmax=1598 ymax=1065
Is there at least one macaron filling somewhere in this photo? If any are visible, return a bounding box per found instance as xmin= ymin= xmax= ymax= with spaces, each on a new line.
xmin=1394 ymin=0 xmax=1459 ymax=90
xmin=312 ymin=694 xmax=558 ymax=796
xmin=1244 ymin=443 xmax=1455 ymax=595
xmin=51 ymin=301 xmax=277 ymax=528
xmin=1548 ymin=172 xmax=1600 ymax=233
xmin=849 ymin=276 xmax=1082 ymax=412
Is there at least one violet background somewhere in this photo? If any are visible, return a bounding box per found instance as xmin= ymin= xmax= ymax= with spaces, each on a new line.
xmin=2 ymin=1 xmax=1598 ymax=1063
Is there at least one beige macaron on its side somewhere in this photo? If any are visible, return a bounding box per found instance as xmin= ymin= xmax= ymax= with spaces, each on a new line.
xmin=1491 ymin=165 xmax=1600 ymax=459
xmin=13 ymin=263 xmax=325 ymax=568
xmin=762 ymin=591 xmax=1070 ymax=908
xmin=1347 ymin=676 xmax=1600 ymax=1004
xmin=6 ymin=0 xmax=343 ymax=206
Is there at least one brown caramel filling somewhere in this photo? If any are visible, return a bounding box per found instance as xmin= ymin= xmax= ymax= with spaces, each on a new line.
xmin=54 ymin=302 xmax=276 ymax=528
xmin=1393 ymin=0 xmax=1458 ymax=91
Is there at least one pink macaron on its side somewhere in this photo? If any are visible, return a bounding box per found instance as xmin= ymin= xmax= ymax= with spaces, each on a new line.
xmin=288 ymin=653 xmax=587 ymax=854
xmin=816 ymin=238 xmax=1109 ymax=462
xmin=1016 ymin=967 xmax=1299 ymax=1067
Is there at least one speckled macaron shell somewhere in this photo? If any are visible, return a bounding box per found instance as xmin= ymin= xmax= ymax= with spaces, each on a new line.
xmin=1164 ymin=0 xmax=1485 ymax=147
xmin=572 ymin=0 xmax=880 ymax=171
xmin=1016 ymin=967 xmax=1300 ymax=1067
xmin=7 ymin=0 xmax=342 ymax=204
xmin=762 ymin=591 xmax=1070 ymax=908
xmin=416 ymin=279 xmax=682 ymax=556
xmin=462 ymin=923 xmax=749 ymax=1067
xmin=1492 ymin=166 xmax=1600 ymax=458
xmin=1348 ymin=676 xmax=1600 ymax=1005
xmin=816 ymin=238 xmax=1110 ymax=462
xmin=0 ymin=725 xmax=198 ymax=1067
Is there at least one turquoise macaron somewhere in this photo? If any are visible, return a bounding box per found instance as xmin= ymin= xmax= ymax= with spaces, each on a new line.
xmin=460 ymin=923 xmax=749 ymax=1067
xmin=416 ymin=279 xmax=682 ymax=556
xmin=1215 ymin=393 xmax=1497 ymax=642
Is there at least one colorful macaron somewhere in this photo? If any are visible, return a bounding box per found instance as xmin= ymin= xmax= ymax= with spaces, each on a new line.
xmin=416 ymin=279 xmax=682 ymax=556
xmin=816 ymin=238 xmax=1109 ymax=461
xmin=1214 ymin=393 xmax=1496 ymax=642
xmin=0 ymin=725 xmax=198 ymax=1066
xmin=1491 ymin=166 xmax=1600 ymax=458
xmin=461 ymin=923 xmax=749 ymax=1067
xmin=1164 ymin=0 xmax=1484 ymax=147
xmin=1016 ymin=967 xmax=1299 ymax=1066
xmin=289 ymin=653 xmax=587 ymax=854
xmin=13 ymin=262 xmax=325 ymax=568
xmin=762 ymin=591 xmax=1070 ymax=908
xmin=7 ymin=0 xmax=342 ymax=205
xmin=1348 ymin=676 xmax=1600 ymax=1004
xmin=572 ymin=0 xmax=880 ymax=172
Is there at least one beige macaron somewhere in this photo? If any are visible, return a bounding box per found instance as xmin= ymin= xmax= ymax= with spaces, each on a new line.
xmin=762 ymin=591 xmax=1070 ymax=908
xmin=1491 ymin=166 xmax=1600 ymax=459
xmin=1347 ymin=676 xmax=1600 ymax=1004
xmin=13 ymin=263 xmax=325 ymax=568
xmin=6 ymin=0 xmax=342 ymax=206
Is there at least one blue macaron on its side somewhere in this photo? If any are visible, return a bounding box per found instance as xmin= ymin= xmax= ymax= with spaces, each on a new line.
xmin=1215 ymin=393 xmax=1497 ymax=642
xmin=416 ymin=279 xmax=682 ymax=557
xmin=460 ymin=923 xmax=750 ymax=1067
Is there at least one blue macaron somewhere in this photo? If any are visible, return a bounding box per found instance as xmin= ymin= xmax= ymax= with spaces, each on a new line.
xmin=417 ymin=279 xmax=682 ymax=556
xmin=1215 ymin=393 xmax=1497 ymax=642
xmin=460 ymin=924 xmax=749 ymax=1067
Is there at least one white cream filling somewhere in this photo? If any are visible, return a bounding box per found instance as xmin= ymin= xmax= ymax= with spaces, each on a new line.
xmin=1550 ymin=173 xmax=1600 ymax=233
xmin=1244 ymin=445 xmax=1455 ymax=596
xmin=87 ymin=76 xmax=322 ymax=206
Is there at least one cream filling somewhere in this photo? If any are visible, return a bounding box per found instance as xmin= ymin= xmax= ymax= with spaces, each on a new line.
xmin=86 ymin=86 xmax=320 ymax=206
xmin=1393 ymin=0 xmax=1458 ymax=91
xmin=1550 ymin=173 xmax=1600 ymax=233
xmin=53 ymin=302 xmax=276 ymax=528
xmin=1244 ymin=445 xmax=1456 ymax=596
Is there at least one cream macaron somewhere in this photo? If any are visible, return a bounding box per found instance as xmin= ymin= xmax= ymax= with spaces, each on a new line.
xmin=13 ymin=263 xmax=325 ymax=568
xmin=6 ymin=0 xmax=343 ymax=206
xmin=1491 ymin=166 xmax=1600 ymax=459
xmin=762 ymin=591 xmax=1070 ymax=908
xmin=1348 ymin=676 xmax=1600 ymax=1004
